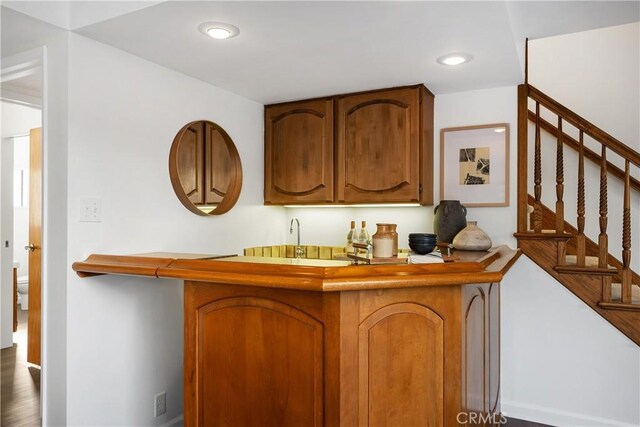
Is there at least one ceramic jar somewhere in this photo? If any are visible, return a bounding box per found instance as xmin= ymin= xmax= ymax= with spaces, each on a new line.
xmin=452 ymin=221 xmax=492 ymax=251
xmin=372 ymin=224 xmax=394 ymax=258
xmin=433 ymin=200 xmax=467 ymax=243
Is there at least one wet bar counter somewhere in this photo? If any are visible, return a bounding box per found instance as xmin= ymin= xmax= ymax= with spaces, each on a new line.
xmin=73 ymin=246 xmax=520 ymax=426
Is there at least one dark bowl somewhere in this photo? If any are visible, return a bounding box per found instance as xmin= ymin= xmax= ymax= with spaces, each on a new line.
xmin=409 ymin=237 xmax=437 ymax=243
xmin=409 ymin=233 xmax=437 ymax=238
xmin=409 ymin=241 xmax=436 ymax=255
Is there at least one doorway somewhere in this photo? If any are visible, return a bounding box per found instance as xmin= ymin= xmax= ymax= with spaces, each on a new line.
xmin=1 ymin=53 xmax=44 ymax=426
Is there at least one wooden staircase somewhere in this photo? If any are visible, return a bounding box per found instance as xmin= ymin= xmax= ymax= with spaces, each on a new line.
xmin=515 ymin=83 xmax=640 ymax=346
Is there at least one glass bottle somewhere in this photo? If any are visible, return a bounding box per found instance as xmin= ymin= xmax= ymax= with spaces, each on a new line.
xmin=358 ymin=221 xmax=371 ymax=245
xmin=346 ymin=221 xmax=356 ymax=252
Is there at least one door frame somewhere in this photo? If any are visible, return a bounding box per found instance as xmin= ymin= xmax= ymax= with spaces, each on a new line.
xmin=1 ymin=46 xmax=47 ymax=424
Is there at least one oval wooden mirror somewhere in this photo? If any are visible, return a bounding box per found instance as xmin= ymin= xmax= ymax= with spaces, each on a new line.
xmin=169 ymin=120 xmax=242 ymax=215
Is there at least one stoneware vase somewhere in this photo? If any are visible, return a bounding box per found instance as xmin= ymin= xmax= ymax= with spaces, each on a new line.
xmin=452 ymin=221 xmax=492 ymax=251
xmin=433 ymin=200 xmax=467 ymax=243
xmin=372 ymin=224 xmax=394 ymax=258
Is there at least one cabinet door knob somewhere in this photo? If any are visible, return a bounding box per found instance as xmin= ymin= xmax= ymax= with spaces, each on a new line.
xmin=25 ymin=243 xmax=36 ymax=252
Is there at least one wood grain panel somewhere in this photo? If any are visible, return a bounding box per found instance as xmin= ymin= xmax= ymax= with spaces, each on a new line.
xmin=463 ymin=287 xmax=486 ymax=415
xmin=177 ymin=122 xmax=204 ymax=204
xmin=204 ymin=123 xmax=231 ymax=204
xmin=336 ymin=87 xmax=420 ymax=203
xmin=265 ymin=99 xmax=334 ymax=203
xmin=197 ymin=296 xmax=323 ymax=427
xmin=487 ymin=283 xmax=500 ymax=415
xmin=27 ymin=127 xmax=41 ymax=366
xmin=419 ymin=85 xmax=435 ymax=205
xmin=358 ymin=303 xmax=444 ymax=426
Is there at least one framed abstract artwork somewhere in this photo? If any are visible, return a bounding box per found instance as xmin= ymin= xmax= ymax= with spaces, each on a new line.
xmin=440 ymin=123 xmax=510 ymax=207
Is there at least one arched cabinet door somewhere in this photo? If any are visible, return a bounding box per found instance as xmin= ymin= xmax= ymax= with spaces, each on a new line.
xmin=336 ymin=87 xmax=423 ymax=203
xmin=462 ymin=282 xmax=501 ymax=424
xmin=358 ymin=303 xmax=445 ymax=426
xmin=195 ymin=296 xmax=324 ymax=427
xmin=265 ymin=98 xmax=334 ymax=204
xmin=204 ymin=122 xmax=232 ymax=204
xmin=176 ymin=121 xmax=204 ymax=205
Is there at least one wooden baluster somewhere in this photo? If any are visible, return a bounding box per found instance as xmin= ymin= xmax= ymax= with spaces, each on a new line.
xmin=576 ymin=131 xmax=586 ymax=266
xmin=555 ymin=117 xmax=565 ymax=232
xmin=533 ymin=102 xmax=542 ymax=232
xmin=599 ymin=146 xmax=611 ymax=302
xmin=555 ymin=117 xmax=566 ymax=265
xmin=621 ymin=160 xmax=632 ymax=304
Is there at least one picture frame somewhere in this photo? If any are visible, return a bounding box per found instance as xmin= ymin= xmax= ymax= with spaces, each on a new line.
xmin=440 ymin=123 xmax=510 ymax=207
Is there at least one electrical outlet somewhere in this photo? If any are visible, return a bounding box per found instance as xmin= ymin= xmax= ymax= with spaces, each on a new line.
xmin=154 ymin=391 xmax=166 ymax=417
xmin=79 ymin=197 xmax=102 ymax=222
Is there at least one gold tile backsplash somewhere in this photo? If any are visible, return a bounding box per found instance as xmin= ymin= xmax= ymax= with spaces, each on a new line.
xmin=244 ymin=245 xmax=410 ymax=259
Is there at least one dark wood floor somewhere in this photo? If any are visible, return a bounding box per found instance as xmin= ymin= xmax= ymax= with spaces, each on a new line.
xmin=506 ymin=417 xmax=553 ymax=426
xmin=1 ymin=309 xmax=40 ymax=426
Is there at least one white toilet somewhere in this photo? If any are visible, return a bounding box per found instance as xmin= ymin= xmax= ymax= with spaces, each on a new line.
xmin=17 ymin=276 xmax=28 ymax=310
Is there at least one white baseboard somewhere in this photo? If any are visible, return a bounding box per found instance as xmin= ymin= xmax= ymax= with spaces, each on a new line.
xmin=160 ymin=415 xmax=183 ymax=427
xmin=502 ymin=400 xmax=638 ymax=426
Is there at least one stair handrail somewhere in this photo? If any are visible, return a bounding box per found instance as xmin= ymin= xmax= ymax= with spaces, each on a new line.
xmin=526 ymin=109 xmax=640 ymax=193
xmin=527 ymin=85 xmax=640 ymax=167
xmin=518 ymin=82 xmax=638 ymax=306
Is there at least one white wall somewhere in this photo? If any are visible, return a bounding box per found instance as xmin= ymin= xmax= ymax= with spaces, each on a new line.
xmin=66 ymin=33 xmax=285 ymax=426
xmin=502 ymin=257 xmax=640 ymax=426
xmin=530 ymin=22 xmax=640 ymax=152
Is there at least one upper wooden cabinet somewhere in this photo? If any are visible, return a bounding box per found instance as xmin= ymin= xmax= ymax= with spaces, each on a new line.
xmin=264 ymin=85 xmax=433 ymax=205
xmin=336 ymin=86 xmax=432 ymax=204
xmin=265 ymin=99 xmax=334 ymax=204
xmin=170 ymin=120 xmax=243 ymax=215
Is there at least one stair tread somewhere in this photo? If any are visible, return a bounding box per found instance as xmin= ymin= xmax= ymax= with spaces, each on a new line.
xmin=527 ymin=229 xmax=570 ymax=235
xmin=611 ymin=283 xmax=640 ymax=305
xmin=564 ymin=255 xmax=614 ymax=269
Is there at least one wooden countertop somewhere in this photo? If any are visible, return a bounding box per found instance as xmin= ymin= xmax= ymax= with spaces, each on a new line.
xmin=72 ymin=246 xmax=521 ymax=291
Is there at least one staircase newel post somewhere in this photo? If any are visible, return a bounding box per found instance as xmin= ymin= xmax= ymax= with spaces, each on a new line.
xmin=517 ymin=84 xmax=529 ymax=233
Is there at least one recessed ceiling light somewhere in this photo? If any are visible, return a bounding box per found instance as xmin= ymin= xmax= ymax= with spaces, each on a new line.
xmin=436 ymin=53 xmax=473 ymax=66
xmin=494 ymin=128 xmax=506 ymax=133
xmin=198 ymin=22 xmax=240 ymax=40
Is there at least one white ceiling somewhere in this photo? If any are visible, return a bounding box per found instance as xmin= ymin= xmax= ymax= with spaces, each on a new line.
xmin=2 ymin=1 xmax=639 ymax=104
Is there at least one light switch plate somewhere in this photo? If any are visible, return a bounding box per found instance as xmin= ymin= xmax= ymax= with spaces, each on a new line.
xmin=79 ymin=197 xmax=102 ymax=222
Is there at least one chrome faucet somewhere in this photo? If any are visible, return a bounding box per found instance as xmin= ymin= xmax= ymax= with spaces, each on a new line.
xmin=289 ymin=217 xmax=305 ymax=258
